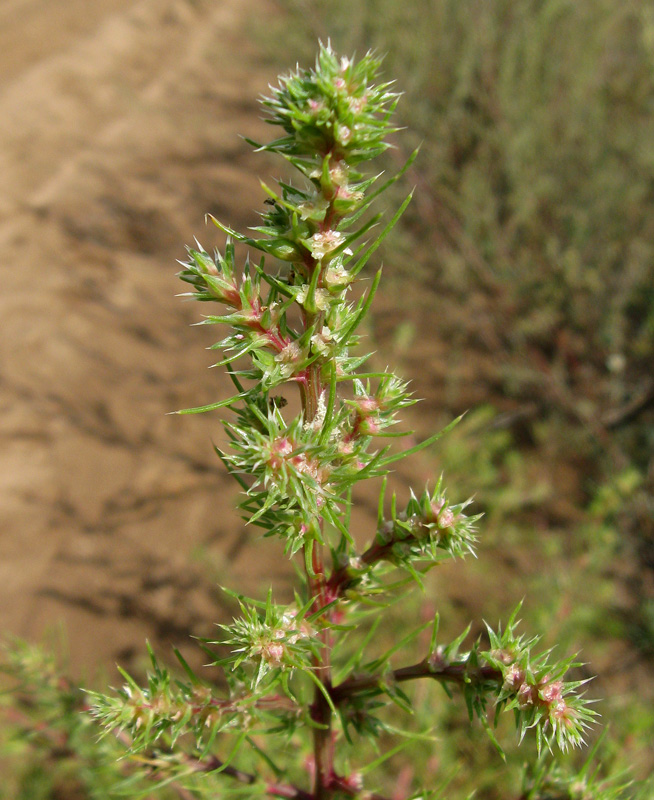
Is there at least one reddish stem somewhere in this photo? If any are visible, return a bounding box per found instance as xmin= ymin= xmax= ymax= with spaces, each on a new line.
xmin=297 ymin=258 xmax=335 ymax=800
xmin=330 ymin=659 xmax=503 ymax=704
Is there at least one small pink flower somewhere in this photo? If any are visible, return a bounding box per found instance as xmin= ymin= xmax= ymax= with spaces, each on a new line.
xmin=503 ymin=663 xmax=525 ymax=690
xmin=340 ymin=772 xmax=363 ymax=792
xmin=357 ymin=397 xmax=379 ymax=414
xmin=551 ymin=699 xmax=574 ymax=724
xmin=323 ymin=263 xmax=351 ymax=289
xmin=437 ymin=507 xmax=456 ymax=529
xmin=337 ymin=125 xmax=352 ymax=145
xmin=276 ymin=341 xmax=302 ymax=364
xmin=429 ymin=500 xmax=445 ymax=520
xmin=539 ymin=680 xmax=564 ymax=705
xmin=359 ymin=416 xmax=381 ymax=436
xmin=336 ymin=184 xmax=363 ymax=202
xmin=348 ymin=96 xmax=366 ymax=114
xmin=261 ymin=642 xmax=285 ymax=666
xmin=268 ymin=437 xmax=294 ymax=470
xmin=337 ymin=439 xmax=355 ymax=456
xmin=428 ymin=646 xmax=446 ymax=672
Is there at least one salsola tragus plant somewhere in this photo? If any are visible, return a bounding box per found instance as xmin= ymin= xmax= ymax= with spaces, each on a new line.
xmin=88 ymin=43 xmax=602 ymax=799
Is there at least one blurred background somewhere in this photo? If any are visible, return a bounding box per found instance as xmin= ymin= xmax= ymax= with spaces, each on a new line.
xmin=1 ymin=0 xmax=652 ymax=796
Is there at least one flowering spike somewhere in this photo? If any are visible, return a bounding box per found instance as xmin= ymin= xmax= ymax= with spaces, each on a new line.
xmin=70 ymin=42 xmax=618 ymax=800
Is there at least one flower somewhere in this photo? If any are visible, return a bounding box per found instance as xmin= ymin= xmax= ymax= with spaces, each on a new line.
xmin=310 ymin=230 xmax=344 ymax=259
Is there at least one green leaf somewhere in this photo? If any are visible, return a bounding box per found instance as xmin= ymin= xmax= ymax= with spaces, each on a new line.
xmin=173 ymin=392 xmax=246 ymax=415
xmin=367 ymin=619 xmax=432 ymax=673
xmin=428 ymin=612 xmax=440 ymax=657
xmin=349 ymin=190 xmax=414 ymax=277
xmin=378 ymin=414 xmax=464 ymax=468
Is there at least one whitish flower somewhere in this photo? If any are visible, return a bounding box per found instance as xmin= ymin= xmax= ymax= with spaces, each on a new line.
xmin=258 ymin=641 xmax=285 ymax=666
xmin=503 ymin=663 xmax=525 ymax=691
xmin=310 ymin=327 xmax=334 ymax=357
xmin=329 ymin=162 xmax=348 ymax=185
xmin=297 ymin=284 xmax=329 ymax=311
xmin=336 ymin=183 xmax=363 ymax=203
xmin=310 ymin=230 xmax=344 ymax=260
xmin=336 ymin=125 xmax=352 ymax=145
xmin=323 ymin=263 xmax=352 ymax=290
xmin=275 ymin=341 xmax=303 ymax=377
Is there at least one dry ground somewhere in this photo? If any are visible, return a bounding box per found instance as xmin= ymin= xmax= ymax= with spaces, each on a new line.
xmin=0 ymin=0 xmax=305 ymax=676
xmin=0 ymin=0 xmax=448 ymax=683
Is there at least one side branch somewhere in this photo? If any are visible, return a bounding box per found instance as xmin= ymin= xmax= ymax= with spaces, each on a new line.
xmin=326 ymin=484 xmax=478 ymax=602
xmin=330 ymin=658 xmax=503 ymax=704
xmin=326 ymin=538 xmax=398 ymax=597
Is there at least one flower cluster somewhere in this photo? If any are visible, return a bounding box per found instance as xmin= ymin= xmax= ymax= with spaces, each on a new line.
xmin=260 ymin=45 xmax=400 ymax=164
xmin=88 ymin=646 xmax=241 ymax=753
xmin=483 ymin=609 xmax=597 ymax=753
xmin=209 ymin=594 xmax=321 ymax=697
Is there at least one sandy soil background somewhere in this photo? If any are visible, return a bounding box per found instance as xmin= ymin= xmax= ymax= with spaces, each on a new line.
xmin=0 ymin=0 xmax=313 ymax=676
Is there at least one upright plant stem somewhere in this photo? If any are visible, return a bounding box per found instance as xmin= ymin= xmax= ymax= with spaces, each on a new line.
xmin=301 ymin=309 xmax=334 ymax=799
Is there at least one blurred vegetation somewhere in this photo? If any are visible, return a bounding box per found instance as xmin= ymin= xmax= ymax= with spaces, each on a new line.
xmin=0 ymin=638 xmax=138 ymax=800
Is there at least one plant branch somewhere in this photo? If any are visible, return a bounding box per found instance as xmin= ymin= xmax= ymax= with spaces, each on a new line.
xmin=330 ymin=658 xmax=502 ymax=704
xmin=300 ymin=296 xmax=334 ymax=799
